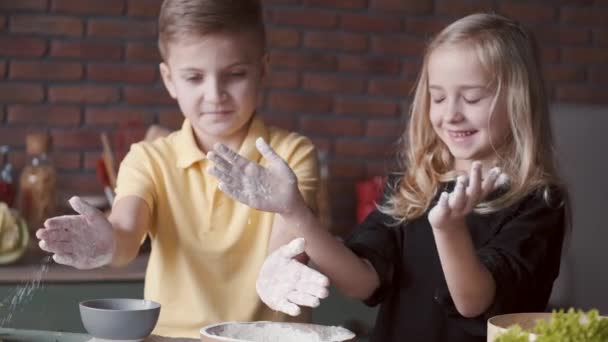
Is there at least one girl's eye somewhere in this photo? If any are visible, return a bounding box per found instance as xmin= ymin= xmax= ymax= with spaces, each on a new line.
xmin=432 ymin=97 xmax=445 ymax=104
xmin=464 ymin=98 xmax=481 ymax=104
xmin=229 ymin=71 xmax=247 ymax=77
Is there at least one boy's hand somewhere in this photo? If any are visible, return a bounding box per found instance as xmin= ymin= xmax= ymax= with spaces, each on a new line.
xmin=36 ymin=196 xmax=116 ymax=269
xmin=207 ymin=138 xmax=305 ymax=215
xmin=257 ymin=238 xmax=330 ymax=316
xmin=428 ymin=162 xmax=508 ymax=231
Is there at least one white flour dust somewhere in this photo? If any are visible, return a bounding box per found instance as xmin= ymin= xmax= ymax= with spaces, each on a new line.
xmin=0 ymin=256 xmax=51 ymax=326
xmin=209 ymin=322 xmax=355 ymax=342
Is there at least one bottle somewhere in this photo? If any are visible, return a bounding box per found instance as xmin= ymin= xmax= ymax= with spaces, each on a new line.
xmin=0 ymin=146 xmax=16 ymax=207
xmin=316 ymin=149 xmax=333 ymax=233
xmin=18 ymin=133 xmax=57 ymax=236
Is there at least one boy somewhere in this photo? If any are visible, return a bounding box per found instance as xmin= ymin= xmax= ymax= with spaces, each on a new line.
xmin=35 ymin=0 xmax=320 ymax=338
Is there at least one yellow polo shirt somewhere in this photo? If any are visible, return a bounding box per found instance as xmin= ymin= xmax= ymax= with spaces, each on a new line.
xmin=114 ymin=117 xmax=319 ymax=338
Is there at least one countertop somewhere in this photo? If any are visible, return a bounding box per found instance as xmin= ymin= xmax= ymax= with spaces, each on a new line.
xmin=0 ymin=328 xmax=196 ymax=341
xmin=0 ymin=248 xmax=147 ymax=283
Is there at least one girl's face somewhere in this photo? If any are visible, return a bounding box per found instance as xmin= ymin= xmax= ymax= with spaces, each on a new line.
xmin=427 ymin=43 xmax=510 ymax=173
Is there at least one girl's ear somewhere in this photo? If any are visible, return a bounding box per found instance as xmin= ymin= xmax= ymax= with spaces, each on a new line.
xmin=159 ymin=62 xmax=177 ymax=99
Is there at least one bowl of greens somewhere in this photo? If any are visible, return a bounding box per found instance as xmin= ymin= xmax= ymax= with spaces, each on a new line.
xmin=488 ymin=309 xmax=607 ymax=342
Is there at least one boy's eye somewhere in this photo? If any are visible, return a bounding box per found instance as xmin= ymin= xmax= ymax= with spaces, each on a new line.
xmin=185 ymin=75 xmax=202 ymax=82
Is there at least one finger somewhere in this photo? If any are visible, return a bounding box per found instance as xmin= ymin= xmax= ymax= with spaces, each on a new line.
xmin=256 ymin=138 xmax=295 ymax=181
xmin=206 ymin=151 xmax=233 ymax=173
xmin=299 ymin=265 xmax=329 ymax=286
xmin=296 ymin=282 xmax=329 ymax=299
xmin=287 ymin=291 xmax=321 ymax=308
xmin=69 ymin=196 xmax=103 ymax=222
xmin=44 ymin=215 xmax=80 ymax=229
xmin=41 ymin=239 xmax=74 ymax=255
xmin=482 ymin=167 xmax=501 ymax=194
xmin=449 ymin=176 xmax=467 ymax=211
xmin=207 ymin=166 xmax=236 ymax=186
xmin=277 ymin=238 xmax=306 ymax=259
xmin=466 ymin=162 xmax=482 ymax=205
xmin=495 ymin=173 xmax=509 ymax=189
xmin=214 ymin=143 xmax=250 ymax=169
xmin=38 ymin=227 xmax=73 ymax=242
xmin=276 ymin=299 xmax=301 ymax=317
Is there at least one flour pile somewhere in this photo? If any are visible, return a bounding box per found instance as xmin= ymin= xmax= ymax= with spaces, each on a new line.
xmin=209 ymin=322 xmax=355 ymax=342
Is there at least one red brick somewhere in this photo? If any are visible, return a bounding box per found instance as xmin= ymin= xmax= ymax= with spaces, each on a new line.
xmin=87 ymin=19 xmax=156 ymax=39
xmin=366 ymin=119 xmax=404 ymax=138
xmin=304 ymin=32 xmax=368 ymax=52
xmin=7 ymin=105 xmax=81 ymax=126
xmin=11 ymin=15 xmax=83 ymax=37
xmin=340 ymin=14 xmax=401 ymax=33
xmin=308 ymin=137 xmax=331 ymax=153
xmin=266 ymin=70 xmax=299 ymax=89
xmin=126 ymin=42 xmax=160 ymax=62
xmin=533 ymin=27 xmax=590 ymax=45
xmin=0 ymin=36 xmax=47 ymax=57
xmin=329 ymin=159 xmax=366 ymax=178
xmin=271 ymin=9 xmax=337 ymax=29
xmin=52 ymin=0 xmax=124 ymax=15
xmin=124 ymin=87 xmax=175 ymax=105
xmin=366 ymin=159 xmax=396 ymax=177
xmin=334 ymin=139 xmax=395 ymax=157
xmin=338 ymin=56 xmax=401 ymax=75
xmin=540 ymin=47 xmax=560 ymax=64
xmin=435 ymin=0 xmax=494 ymax=16
xmin=268 ymin=28 xmax=300 ymax=48
xmin=498 ymin=3 xmax=557 ymax=23
xmin=370 ymin=0 xmax=433 ymax=14
xmin=127 ymin=0 xmax=162 ymax=17
xmin=267 ymin=92 xmax=332 ymax=113
xmin=51 ymin=40 xmax=122 ymax=60
xmin=302 ymin=0 xmax=366 ymax=9
xmin=335 ymin=98 xmax=398 ymax=116
xmin=157 ymin=109 xmax=184 ymax=129
xmin=590 ymin=68 xmax=608 ymax=84
xmin=0 ymin=83 xmax=44 ymax=103
xmin=542 ymin=65 xmax=586 ymax=82
xmin=302 ymin=74 xmax=365 ymax=94
xmin=556 ymin=85 xmax=608 ymax=104
xmin=562 ymin=8 xmax=608 ymax=27
xmin=404 ymin=17 xmax=450 ymax=36
xmin=372 ymin=37 xmax=425 ymax=57
xmin=58 ymin=174 xmax=100 ymax=195
xmin=0 ymin=16 xmax=6 ymax=31
xmin=0 ymin=0 xmax=47 ymax=11
xmin=87 ymin=64 xmax=156 ymax=84
xmin=85 ymin=107 xmax=154 ymax=125
xmin=0 ymin=127 xmax=30 ymax=147
xmin=269 ymin=51 xmax=337 ymax=71
xmin=368 ymin=79 xmax=415 ymax=97
xmin=596 ymin=30 xmax=608 ymax=47
xmin=49 ymin=86 xmax=119 ymax=104
xmin=10 ymin=61 xmax=83 ymax=81
xmin=51 ymin=129 xmax=104 ymax=149
xmin=8 ymin=150 xmax=81 ymax=171
xmin=0 ymin=60 xmax=5 ymax=78
xmin=300 ymin=117 xmax=364 ymax=136
xmin=562 ymin=47 xmax=608 ymax=64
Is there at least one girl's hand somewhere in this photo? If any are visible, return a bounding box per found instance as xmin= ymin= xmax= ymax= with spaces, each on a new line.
xmin=35 ymin=196 xmax=116 ymax=269
xmin=428 ymin=162 xmax=508 ymax=231
xmin=256 ymin=238 xmax=330 ymax=316
xmin=207 ymin=137 xmax=305 ymax=215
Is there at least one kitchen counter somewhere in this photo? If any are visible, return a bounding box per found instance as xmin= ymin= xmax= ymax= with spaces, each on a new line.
xmin=0 ymin=249 xmax=147 ymax=283
xmin=0 ymin=328 xmax=197 ymax=341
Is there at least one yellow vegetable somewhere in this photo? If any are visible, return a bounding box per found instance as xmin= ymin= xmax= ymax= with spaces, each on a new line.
xmin=0 ymin=202 xmax=29 ymax=264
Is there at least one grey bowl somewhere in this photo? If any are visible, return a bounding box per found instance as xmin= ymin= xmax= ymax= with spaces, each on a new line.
xmin=79 ymin=298 xmax=161 ymax=341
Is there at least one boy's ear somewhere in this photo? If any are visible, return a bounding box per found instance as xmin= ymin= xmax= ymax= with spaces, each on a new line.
xmin=159 ymin=62 xmax=177 ymax=99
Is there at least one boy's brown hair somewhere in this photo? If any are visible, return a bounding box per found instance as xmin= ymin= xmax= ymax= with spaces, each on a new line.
xmin=158 ymin=0 xmax=266 ymax=60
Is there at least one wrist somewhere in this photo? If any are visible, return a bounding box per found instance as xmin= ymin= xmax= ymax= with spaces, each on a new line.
xmin=431 ymin=217 xmax=467 ymax=234
xmin=279 ymin=194 xmax=310 ymax=221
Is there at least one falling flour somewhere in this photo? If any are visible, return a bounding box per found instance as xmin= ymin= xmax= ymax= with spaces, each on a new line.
xmin=0 ymin=256 xmax=51 ymax=326
xmin=210 ymin=322 xmax=355 ymax=342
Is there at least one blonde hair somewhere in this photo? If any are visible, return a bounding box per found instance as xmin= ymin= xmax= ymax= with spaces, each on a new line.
xmin=381 ymin=13 xmax=566 ymax=223
xmin=158 ymin=0 xmax=266 ymax=60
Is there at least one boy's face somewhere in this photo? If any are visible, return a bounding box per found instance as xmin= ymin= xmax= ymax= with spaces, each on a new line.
xmin=427 ymin=42 xmax=510 ymax=173
xmin=160 ymin=31 xmax=266 ymax=145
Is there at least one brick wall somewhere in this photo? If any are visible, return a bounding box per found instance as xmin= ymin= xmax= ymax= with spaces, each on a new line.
xmin=0 ymin=0 xmax=606 ymax=235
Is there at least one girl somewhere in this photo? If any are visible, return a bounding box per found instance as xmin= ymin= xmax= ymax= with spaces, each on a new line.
xmin=207 ymin=13 xmax=568 ymax=341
